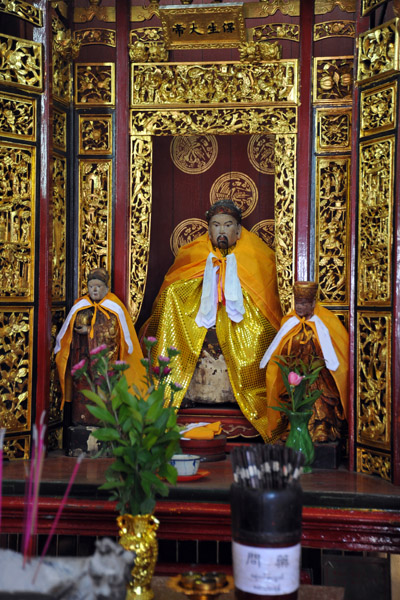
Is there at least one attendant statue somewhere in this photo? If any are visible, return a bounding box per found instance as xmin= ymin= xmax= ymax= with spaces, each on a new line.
xmin=140 ymin=200 xmax=283 ymax=440
xmin=260 ymin=281 xmax=348 ymax=443
xmin=55 ymin=268 xmax=145 ymax=425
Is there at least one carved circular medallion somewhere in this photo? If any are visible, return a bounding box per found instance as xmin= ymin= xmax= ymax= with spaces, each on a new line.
xmin=209 ymin=172 xmax=258 ymax=218
xmin=170 ymin=135 xmax=218 ymax=174
xmin=248 ymin=134 xmax=275 ymax=174
xmin=170 ymin=218 xmax=208 ymax=257
xmin=250 ymin=220 xmax=275 ymax=249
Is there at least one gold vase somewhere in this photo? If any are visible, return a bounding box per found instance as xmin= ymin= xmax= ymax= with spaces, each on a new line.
xmin=117 ymin=513 xmax=160 ymax=600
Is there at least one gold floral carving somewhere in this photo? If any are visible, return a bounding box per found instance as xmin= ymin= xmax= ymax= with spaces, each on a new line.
xmin=0 ymin=0 xmax=42 ymax=26
xmin=0 ymin=143 xmax=35 ymax=302
xmin=0 ymin=92 xmax=36 ymax=141
xmin=357 ymin=312 xmax=391 ymax=452
xmin=251 ymin=23 xmax=300 ymax=42
xmin=357 ymin=20 xmax=399 ymax=84
xmin=252 ymin=23 xmax=299 ymax=43
xmin=361 ymin=0 xmax=386 ymax=16
xmin=53 ymin=30 xmax=81 ymax=61
xmin=0 ymin=34 xmax=43 ymax=92
xmin=356 ymin=448 xmax=391 ymax=481
xmin=316 ymin=108 xmax=351 ymax=152
xmin=73 ymin=0 xmax=115 ymax=23
xmin=314 ymin=0 xmax=356 ymax=14
xmin=313 ymin=57 xmax=353 ymax=103
xmin=239 ymin=41 xmax=282 ymax=63
xmin=130 ymin=28 xmax=169 ymax=63
xmin=170 ymin=135 xmax=217 ymax=174
xmin=3 ymin=435 xmax=30 ymax=460
xmin=358 ymin=136 xmax=394 ymax=306
xmin=53 ymin=53 xmax=71 ymax=104
xmin=315 ymin=158 xmax=349 ymax=305
xmin=250 ymin=220 xmax=275 ymax=249
xmin=314 ymin=21 xmax=355 ymax=41
xmin=360 ymin=81 xmax=397 ymax=138
xmin=131 ymin=61 xmax=298 ymax=106
xmin=170 ymin=219 xmax=208 ymax=257
xmin=79 ymin=115 xmax=112 ymax=155
xmin=53 ymin=108 xmax=67 ymax=152
xmin=274 ymin=134 xmax=296 ymax=313
xmin=50 ymin=309 xmax=65 ymax=424
xmin=78 ymin=160 xmax=112 ymax=295
xmin=129 ymin=137 xmax=152 ymax=322
xmin=210 ymin=172 xmax=258 ymax=218
xmin=131 ymin=107 xmax=297 ymax=137
xmin=248 ymin=134 xmax=275 ymax=174
xmin=73 ymin=28 xmax=116 ymax=47
xmin=0 ymin=308 xmax=33 ymax=434
xmin=52 ymin=155 xmax=67 ymax=302
xmin=244 ymin=1 xmax=300 ymax=18
xmin=75 ymin=63 xmax=115 ymax=106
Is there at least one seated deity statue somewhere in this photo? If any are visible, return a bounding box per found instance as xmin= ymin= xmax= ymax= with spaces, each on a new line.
xmin=260 ymin=281 xmax=348 ymax=443
xmin=55 ymin=267 xmax=145 ymax=425
xmin=140 ymin=200 xmax=283 ymax=440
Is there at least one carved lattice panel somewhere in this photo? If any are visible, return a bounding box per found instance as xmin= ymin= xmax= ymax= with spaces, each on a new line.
xmin=0 ymin=34 xmax=43 ymax=92
xmin=315 ymin=107 xmax=351 ymax=153
xmin=357 ymin=447 xmax=391 ymax=481
xmin=78 ymin=159 xmax=113 ymax=295
xmin=315 ymin=157 xmax=349 ymax=305
xmin=313 ymin=56 xmax=353 ymax=103
xmin=358 ymin=136 xmax=394 ymax=306
xmin=53 ymin=108 xmax=67 ymax=152
xmin=0 ymin=92 xmax=36 ymax=141
xmin=0 ymin=143 xmax=36 ymax=302
xmin=357 ymin=19 xmax=399 ymax=84
xmin=53 ymin=54 xmax=71 ymax=104
xmin=2 ymin=434 xmax=30 ymax=461
xmin=0 ymin=308 xmax=33 ymax=434
xmin=52 ymin=155 xmax=67 ymax=302
xmin=75 ymin=63 xmax=115 ymax=106
xmin=356 ymin=312 xmax=391 ymax=450
xmin=360 ymin=80 xmax=397 ymax=138
xmin=79 ymin=115 xmax=113 ymax=154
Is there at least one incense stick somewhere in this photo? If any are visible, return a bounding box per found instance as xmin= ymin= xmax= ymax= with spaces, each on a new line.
xmin=230 ymin=444 xmax=305 ymax=490
xmin=0 ymin=428 xmax=5 ymax=533
xmin=32 ymin=453 xmax=85 ymax=584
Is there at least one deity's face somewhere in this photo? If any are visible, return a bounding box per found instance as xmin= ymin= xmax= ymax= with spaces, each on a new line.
xmin=294 ymin=296 xmax=316 ymax=320
xmin=88 ymin=278 xmax=108 ymax=302
xmin=208 ymin=213 xmax=241 ymax=249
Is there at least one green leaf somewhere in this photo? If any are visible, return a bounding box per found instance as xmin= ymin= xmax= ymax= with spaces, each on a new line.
xmin=86 ymin=405 xmax=116 ymax=425
xmin=92 ymin=428 xmax=121 ymax=442
xmin=81 ymin=390 xmax=107 ymax=410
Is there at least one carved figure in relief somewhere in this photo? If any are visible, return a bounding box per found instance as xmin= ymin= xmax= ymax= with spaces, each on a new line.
xmin=55 ymin=268 xmax=145 ymax=425
xmin=140 ymin=200 xmax=282 ymax=440
xmin=260 ymin=281 xmax=348 ymax=443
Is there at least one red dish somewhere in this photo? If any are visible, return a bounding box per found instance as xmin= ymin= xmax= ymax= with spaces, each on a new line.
xmin=177 ymin=469 xmax=210 ymax=482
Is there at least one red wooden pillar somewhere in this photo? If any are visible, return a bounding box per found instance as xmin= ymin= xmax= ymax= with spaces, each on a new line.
xmin=295 ymin=1 xmax=314 ymax=281
xmin=33 ymin=0 xmax=53 ymax=432
xmin=113 ymin=0 xmax=131 ymax=305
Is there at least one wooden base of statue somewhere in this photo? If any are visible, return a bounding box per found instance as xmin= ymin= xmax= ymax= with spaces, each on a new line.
xmin=65 ymin=425 xmax=106 ymax=457
xmin=312 ymin=441 xmax=342 ymax=470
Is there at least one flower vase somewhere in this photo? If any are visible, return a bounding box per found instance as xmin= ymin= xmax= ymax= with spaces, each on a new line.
xmin=286 ymin=410 xmax=315 ymax=473
xmin=117 ymin=513 xmax=159 ymax=600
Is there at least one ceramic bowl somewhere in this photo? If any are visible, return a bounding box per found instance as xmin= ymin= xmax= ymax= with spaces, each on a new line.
xmin=169 ymin=454 xmax=201 ymax=477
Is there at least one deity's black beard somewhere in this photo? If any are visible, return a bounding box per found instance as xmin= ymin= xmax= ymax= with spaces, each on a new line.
xmin=217 ymin=236 xmax=228 ymax=247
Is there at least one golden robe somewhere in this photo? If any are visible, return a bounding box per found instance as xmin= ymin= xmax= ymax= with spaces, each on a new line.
xmin=55 ymin=291 xmax=146 ymax=409
xmin=142 ymin=228 xmax=283 ymax=440
xmin=265 ymin=303 xmax=349 ymax=443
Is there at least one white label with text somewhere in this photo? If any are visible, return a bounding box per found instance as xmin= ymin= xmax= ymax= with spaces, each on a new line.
xmin=232 ymin=541 xmax=301 ymax=595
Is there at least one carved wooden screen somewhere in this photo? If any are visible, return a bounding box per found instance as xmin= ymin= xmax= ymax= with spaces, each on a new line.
xmin=354 ymin=17 xmax=399 ymax=482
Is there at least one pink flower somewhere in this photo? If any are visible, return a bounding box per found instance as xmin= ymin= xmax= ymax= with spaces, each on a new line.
xmin=288 ymin=371 xmax=304 ymax=386
xmin=158 ymin=355 xmax=170 ymax=364
xmin=152 ymin=366 xmax=160 ymax=376
xmin=162 ymin=366 xmax=171 ymax=375
xmin=90 ymin=344 xmax=107 ymax=355
xmin=147 ymin=336 xmax=157 ymax=343
xmin=71 ymin=359 xmax=86 ymax=376
xmin=114 ymin=360 xmax=127 ymax=366
xmin=170 ymin=382 xmax=183 ymax=392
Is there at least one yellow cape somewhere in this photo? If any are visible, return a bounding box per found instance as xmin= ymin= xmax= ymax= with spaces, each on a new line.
xmin=265 ymin=303 xmax=349 ymax=440
xmin=55 ymin=292 xmax=146 ymax=408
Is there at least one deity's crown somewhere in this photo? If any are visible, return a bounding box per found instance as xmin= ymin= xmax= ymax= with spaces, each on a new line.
xmin=87 ymin=267 xmax=109 ymax=285
xmin=293 ymin=281 xmax=318 ymax=300
xmin=205 ymin=199 xmax=242 ymax=224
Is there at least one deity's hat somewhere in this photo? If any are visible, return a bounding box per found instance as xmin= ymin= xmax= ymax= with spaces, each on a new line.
xmin=87 ymin=267 xmax=109 ymax=285
xmin=293 ymin=280 xmax=318 ymax=300
xmin=205 ymin=199 xmax=242 ymax=224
